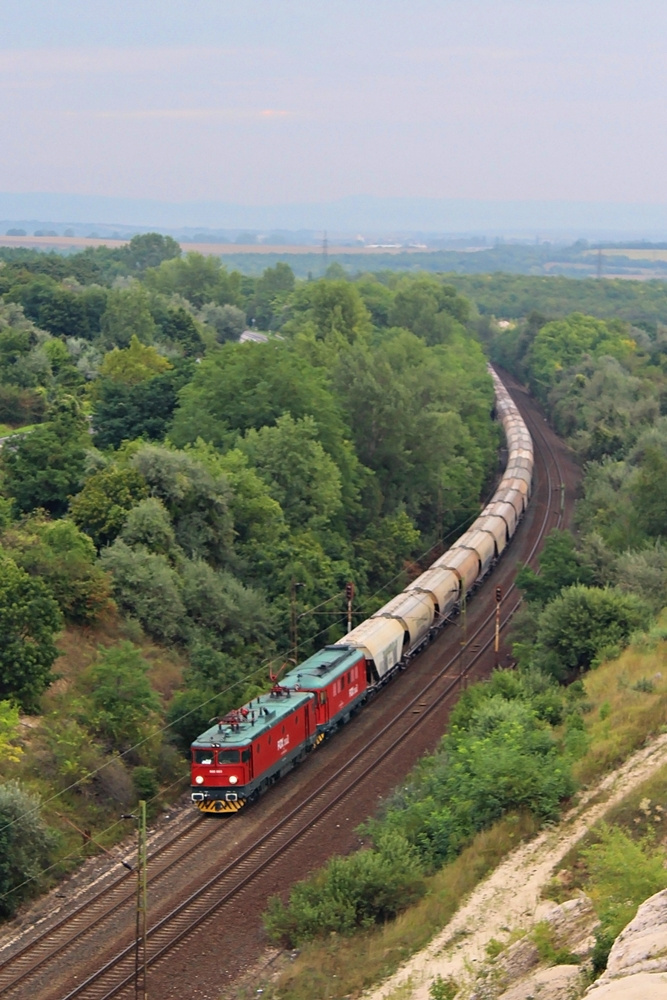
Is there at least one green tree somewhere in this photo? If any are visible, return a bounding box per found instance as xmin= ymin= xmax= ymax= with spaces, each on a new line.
xmin=1 ymin=422 xmax=86 ymax=517
xmin=122 ymin=232 xmax=181 ymax=272
xmin=100 ymin=540 xmax=186 ymax=641
xmin=240 ymin=414 xmax=342 ymax=530
xmin=100 ymin=284 xmax=157 ymax=348
xmin=69 ymin=466 xmax=148 ymax=548
xmin=83 ymin=642 xmax=161 ymax=753
xmin=533 ymin=585 xmax=651 ymax=680
xmin=516 ymin=530 xmax=593 ymax=606
xmin=1 ymin=515 xmax=113 ymax=624
xmin=92 ymin=361 xmax=193 ymax=450
xmin=131 ymin=444 xmax=234 ymax=565
xmin=0 ymin=782 xmax=55 ymax=917
xmin=144 ymin=252 xmax=241 ymax=308
xmin=199 ymin=303 xmax=246 ymax=343
xmin=389 ymin=276 xmax=469 ymax=345
xmin=0 ymin=555 xmax=62 ymax=710
xmin=98 ymin=335 xmax=171 ymax=385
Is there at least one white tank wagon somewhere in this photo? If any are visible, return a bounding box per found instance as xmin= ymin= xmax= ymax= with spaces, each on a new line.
xmin=406 ymin=566 xmax=460 ymax=621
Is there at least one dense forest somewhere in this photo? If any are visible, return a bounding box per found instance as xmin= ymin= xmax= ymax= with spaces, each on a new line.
xmin=1 ymin=236 xmax=667 ymax=962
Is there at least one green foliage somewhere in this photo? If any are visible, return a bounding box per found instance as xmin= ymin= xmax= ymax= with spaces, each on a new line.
xmin=389 ymin=275 xmax=469 ymax=345
xmin=122 ymin=232 xmax=181 ymax=273
xmin=100 ymin=283 xmax=157 ymax=348
xmin=143 ymin=252 xmax=241 ymax=308
xmin=582 ymin=825 xmax=667 ymax=974
xmin=100 ymin=540 xmax=185 ymax=641
xmin=69 ymin=465 xmax=148 ymax=547
xmin=264 ymin=831 xmax=425 ymax=946
xmin=516 ymin=530 xmax=593 ymax=606
xmin=531 ymin=585 xmax=651 ymax=680
xmin=429 ymin=976 xmax=459 ymax=1000
xmin=92 ymin=361 xmax=192 ymax=449
xmin=530 ymin=920 xmax=579 ymax=965
xmin=526 ymin=313 xmax=635 ymax=403
xmin=1 ymin=420 xmax=86 ymax=517
xmin=131 ymin=444 xmax=233 ymax=565
xmin=0 ymin=781 xmax=56 ymax=917
xmin=0 ymin=554 xmax=62 ymax=710
xmin=99 ymin=335 xmax=171 ymax=385
xmin=82 ymin=642 xmax=161 ymax=754
xmin=240 ymin=414 xmax=342 ymax=530
xmin=1 ymin=515 xmax=113 ymax=623
xmin=199 ymin=303 xmax=246 ymax=343
xmin=0 ymin=700 xmax=22 ymax=763
xmin=369 ymin=682 xmax=574 ymax=873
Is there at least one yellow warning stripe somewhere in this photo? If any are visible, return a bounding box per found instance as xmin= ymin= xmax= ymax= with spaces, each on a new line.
xmin=197 ymin=798 xmax=246 ymax=814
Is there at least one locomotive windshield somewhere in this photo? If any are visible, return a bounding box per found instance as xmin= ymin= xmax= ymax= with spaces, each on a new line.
xmin=218 ymin=749 xmax=241 ymax=763
xmin=193 ymin=749 xmax=214 ymax=764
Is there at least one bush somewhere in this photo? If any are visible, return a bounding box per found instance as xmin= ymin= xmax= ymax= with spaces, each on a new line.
xmin=0 ymin=781 xmax=56 ymax=917
xmin=264 ymin=831 xmax=425 ymax=946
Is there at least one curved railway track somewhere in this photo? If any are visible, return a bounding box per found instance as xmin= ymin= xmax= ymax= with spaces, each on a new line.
xmin=0 ymin=375 xmax=579 ymax=1000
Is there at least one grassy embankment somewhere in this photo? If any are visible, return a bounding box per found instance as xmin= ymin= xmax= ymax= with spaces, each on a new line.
xmin=2 ymin=618 xmax=189 ymax=890
xmin=263 ymin=619 xmax=667 ymax=1000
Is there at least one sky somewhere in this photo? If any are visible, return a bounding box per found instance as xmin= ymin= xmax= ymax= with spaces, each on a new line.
xmin=1 ymin=1 xmax=667 ymax=221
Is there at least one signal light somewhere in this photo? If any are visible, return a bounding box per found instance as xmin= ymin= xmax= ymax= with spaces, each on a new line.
xmin=345 ymin=582 xmax=355 ymax=602
xmin=495 ymin=587 xmax=502 ymax=603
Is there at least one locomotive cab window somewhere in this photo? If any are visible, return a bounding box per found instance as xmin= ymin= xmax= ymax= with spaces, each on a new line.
xmin=194 ymin=749 xmax=214 ymax=764
xmin=241 ymin=748 xmax=251 ymax=763
xmin=217 ymin=749 xmax=241 ymax=764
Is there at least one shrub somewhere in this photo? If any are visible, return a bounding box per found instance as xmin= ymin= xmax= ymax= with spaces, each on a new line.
xmin=0 ymin=781 xmax=56 ymax=917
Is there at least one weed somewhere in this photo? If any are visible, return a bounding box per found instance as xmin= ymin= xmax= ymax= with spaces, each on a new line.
xmin=429 ymin=974 xmax=458 ymax=1000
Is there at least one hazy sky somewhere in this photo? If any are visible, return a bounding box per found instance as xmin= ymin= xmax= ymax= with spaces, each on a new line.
xmin=2 ymin=0 xmax=666 ymax=207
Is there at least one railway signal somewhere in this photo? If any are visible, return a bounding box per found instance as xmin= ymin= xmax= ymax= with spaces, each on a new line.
xmin=345 ymin=581 xmax=355 ymax=633
xmin=495 ymin=587 xmax=502 ymax=658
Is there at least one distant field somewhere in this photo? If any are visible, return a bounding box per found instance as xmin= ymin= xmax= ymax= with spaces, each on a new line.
xmin=0 ymin=234 xmax=426 ymax=256
xmin=585 ymin=248 xmax=667 ymax=261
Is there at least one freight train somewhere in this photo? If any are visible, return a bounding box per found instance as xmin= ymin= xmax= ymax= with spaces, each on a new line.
xmin=190 ymin=367 xmax=533 ymax=813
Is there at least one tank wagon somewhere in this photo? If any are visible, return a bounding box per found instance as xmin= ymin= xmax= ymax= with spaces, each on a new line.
xmin=191 ymin=365 xmax=533 ymax=813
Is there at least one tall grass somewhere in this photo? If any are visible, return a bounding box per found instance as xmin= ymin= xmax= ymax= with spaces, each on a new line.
xmin=572 ymin=620 xmax=667 ymax=786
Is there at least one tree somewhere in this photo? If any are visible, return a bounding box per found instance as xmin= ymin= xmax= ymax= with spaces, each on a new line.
xmin=516 ymin=530 xmax=593 ymax=606
xmin=388 ymin=276 xmax=469 ymax=345
xmin=69 ymin=466 xmax=148 ymax=548
xmin=100 ymin=284 xmax=157 ymax=348
xmin=83 ymin=642 xmax=161 ymax=753
xmin=1 ymin=515 xmax=113 ymax=624
xmin=240 ymin=414 xmax=342 ymax=531
xmin=122 ymin=232 xmax=181 ymax=273
xmin=199 ymin=303 xmax=246 ymax=343
xmin=1 ymin=422 xmax=86 ymax=517
xmin=131 ymin=444 xmax=234 ymax=565
xmin=98 ymin=335 xmax=171 ymax=385
xmin=0 ymin=555 xmax=62 ymax=710
xmin=160 ymin=306 xmax=204 ymax=356
xmin=143 ymin=252 xmax=241 ymax=308
xmin=100 ymin=540 xmax=185 ymax=641
xmin=533 ymin=585 xmax=651 ymax=680
xmin=0 ymin=781 xmax=55 ymax=917
xmin=92 ymin=361 xmax=193 ymax=449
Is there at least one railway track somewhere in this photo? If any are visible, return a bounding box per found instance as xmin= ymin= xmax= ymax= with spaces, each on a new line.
xmin=0 ymin=376 xmax=577 ymax=1000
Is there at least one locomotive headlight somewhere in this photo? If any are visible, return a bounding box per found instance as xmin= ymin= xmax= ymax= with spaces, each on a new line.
xmin=229 ymin=775 xmax=238 ymax=784
xmin=195 ymin=775 xmax=204 ymax=784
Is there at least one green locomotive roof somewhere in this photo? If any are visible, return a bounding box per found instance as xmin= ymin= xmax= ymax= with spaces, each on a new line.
xmin=192 ymin=688 xmax=314 ymax=749
xmin=281 ymin=645 xmax=364 ymax=691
